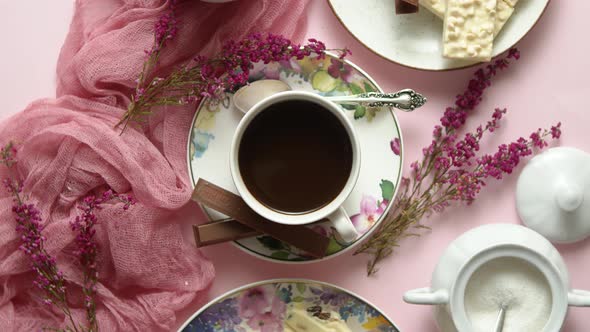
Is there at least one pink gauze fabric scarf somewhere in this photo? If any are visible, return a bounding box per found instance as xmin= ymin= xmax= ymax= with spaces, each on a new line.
xmin=0 ymin=0 xmax=310 ymax=330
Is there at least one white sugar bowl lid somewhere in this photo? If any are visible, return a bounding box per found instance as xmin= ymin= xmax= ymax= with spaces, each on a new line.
xmin=516 ymin=147 xmax=590 ymax=243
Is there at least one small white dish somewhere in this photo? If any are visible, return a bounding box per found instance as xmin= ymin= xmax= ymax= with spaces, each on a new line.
xmin=328 ymin=0 xmax=550 ymax=71
xmin=516 ymin=147 xmax=590 ymax=243
xmin=403 ymin=224 xmax=590 ymax=331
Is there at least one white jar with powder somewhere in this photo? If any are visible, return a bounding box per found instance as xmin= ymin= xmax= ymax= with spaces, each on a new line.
xmin=403 ymin=224 xmax=590 ymax=332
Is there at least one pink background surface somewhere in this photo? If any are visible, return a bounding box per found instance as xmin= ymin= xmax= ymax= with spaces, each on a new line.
xmin=1 ymin=1 xmax=589 ymax=331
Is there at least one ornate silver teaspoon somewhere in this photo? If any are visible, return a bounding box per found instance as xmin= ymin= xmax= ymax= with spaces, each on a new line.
xmin=326 ymin=89 xmax=426 ymax=111
xmin=494 ymin=305 xmax=507 ymax=332
xmin=232 ymin=79 xmax=426 ymax=113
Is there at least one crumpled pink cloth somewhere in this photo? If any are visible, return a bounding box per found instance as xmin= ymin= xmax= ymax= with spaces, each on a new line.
xmin=0 ymin=0 xmax=309 ymax=331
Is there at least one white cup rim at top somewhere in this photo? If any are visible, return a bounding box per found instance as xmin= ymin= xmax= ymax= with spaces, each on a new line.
xmin=229 ymin=90 xmax=361 ymax=226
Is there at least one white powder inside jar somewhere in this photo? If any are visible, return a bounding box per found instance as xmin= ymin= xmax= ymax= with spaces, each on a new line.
xmin=464 ymin=257 xmax=552 ymax=332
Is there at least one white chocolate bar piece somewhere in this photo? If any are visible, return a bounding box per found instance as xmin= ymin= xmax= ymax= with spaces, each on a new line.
xmin=443 ymin=0 xmax=497 ymax=61
xmin=421 ymin=0 xmax=518 ymax=36
xmin=503 ymin=0 xmax=518 ymax=7
xmin=495 ymin=0 xmax=515 ymax=35
xmin=420 ymin=0 xmax=445 ymax=18
xmin=284 ymin=306 xmax=352 ymax=332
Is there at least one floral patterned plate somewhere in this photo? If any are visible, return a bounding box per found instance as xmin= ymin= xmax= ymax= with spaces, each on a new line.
xmin=178 ymin=279 xmax=400 ymax=332
xmin=187 ymin=53 xmax=403 ymax=262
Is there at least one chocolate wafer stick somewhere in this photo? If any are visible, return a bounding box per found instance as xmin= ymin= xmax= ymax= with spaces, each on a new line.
xmin=194 ymin=217 xmax=330 ymax=248
xmin=396 ymin=0 xmax=419 ymax=14
xmin=192 ymin=179 xmax=330 ymax=258
xmin=193 ymin=218 xmax=261 ymax=247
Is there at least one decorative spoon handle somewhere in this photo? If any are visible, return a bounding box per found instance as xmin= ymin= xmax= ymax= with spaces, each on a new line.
xmin=327 ymin=89 xmax=427 ymax=112
xmin=494 ymin=306 xmax=506 ymax=332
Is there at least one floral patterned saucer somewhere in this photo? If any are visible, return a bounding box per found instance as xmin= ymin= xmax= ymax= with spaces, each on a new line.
xmin=178 ymin=279 xmax=400 ymax=332
xmin=187 ymin=53 xmax=403 ymax=262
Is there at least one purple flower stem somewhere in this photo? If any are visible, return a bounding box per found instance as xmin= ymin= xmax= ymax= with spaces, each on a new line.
xmin=3 ymin=177 xmax=81 ymax=332
xmin=71 ymin=190 xmax=135 ymax=331
xmin=354 ymin=49 xmax=562 ymax=276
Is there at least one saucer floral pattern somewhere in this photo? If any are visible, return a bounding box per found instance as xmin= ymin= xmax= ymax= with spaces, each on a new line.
xmin=181 ymin=281 xmax=399 ymax=332
xmin=188 ymin=53 xmax=402 ymax=262
xmin=351 ymin=180 xmax=394 ymax=234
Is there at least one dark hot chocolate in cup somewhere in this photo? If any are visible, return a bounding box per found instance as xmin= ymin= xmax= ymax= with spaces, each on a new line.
xmin=238 ymin=99 xmax=353 ymax=214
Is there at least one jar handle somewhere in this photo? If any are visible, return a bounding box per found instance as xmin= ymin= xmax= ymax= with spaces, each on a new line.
xmin=403 ymin=287 xmax=449 ymax=305
xmin=568 ymin=289 xmax=590 ymax=307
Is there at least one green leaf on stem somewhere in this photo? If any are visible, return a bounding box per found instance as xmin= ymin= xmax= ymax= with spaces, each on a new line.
xmin=354 ymin=105 xmax=366 ymax=119
xmin=296 ymin=283 xmax=306 ymax=294
xmin=326 ymin=237 xmax=344 ymax=255
xmin=380 ymin=180 xmax=395 ymax=201
xmin=363 ymin=81 xmax=376 ymax=93
xmin=349 ymin=83 xmax=363 ymax=95
xmin=311 ymin=70 xmax=339 ymax=92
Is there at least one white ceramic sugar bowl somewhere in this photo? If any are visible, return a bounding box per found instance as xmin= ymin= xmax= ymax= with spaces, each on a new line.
xmin=403 ymin=224 xmax=590 ymax=332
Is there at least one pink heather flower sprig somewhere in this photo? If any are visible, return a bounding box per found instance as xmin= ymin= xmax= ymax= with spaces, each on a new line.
xmin=0 ymin=141 xmax=17 ymax=167
xmin=117 ymin=2 xmax=345 ymax=131
xmin=71 ymin=190 xmax=135 ymax=331
xmin=136 ymin=0 xmax=179 ymax=92
xmin=151 ymin=0 xmax=178 ymax=55
xmin=355 ymin=49 xmax=563 ymax=275
xmin=2 ymin=142 xmax=134 ymax=332
xmin=119 ymin=33 xmax=332 ymax=131
xmin=2 ymin=146 xmax=79 ymax=331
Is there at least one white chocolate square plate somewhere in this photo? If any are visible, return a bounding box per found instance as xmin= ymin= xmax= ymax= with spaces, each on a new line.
xmin=328 ymin=0 xmax=550 ymax=71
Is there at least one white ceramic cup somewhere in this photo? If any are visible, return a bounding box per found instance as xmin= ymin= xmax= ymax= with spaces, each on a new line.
xmin=229 ymin=91 xmax=360 ymax=243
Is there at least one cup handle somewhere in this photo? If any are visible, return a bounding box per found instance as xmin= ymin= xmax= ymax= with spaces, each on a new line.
xmin=568 ymin=289 xmax=590 ymax=307
xmin=404 ymin=287 xmax=449 ymax=305
xmin=327 ymin=207 xmax=359 ymax=243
